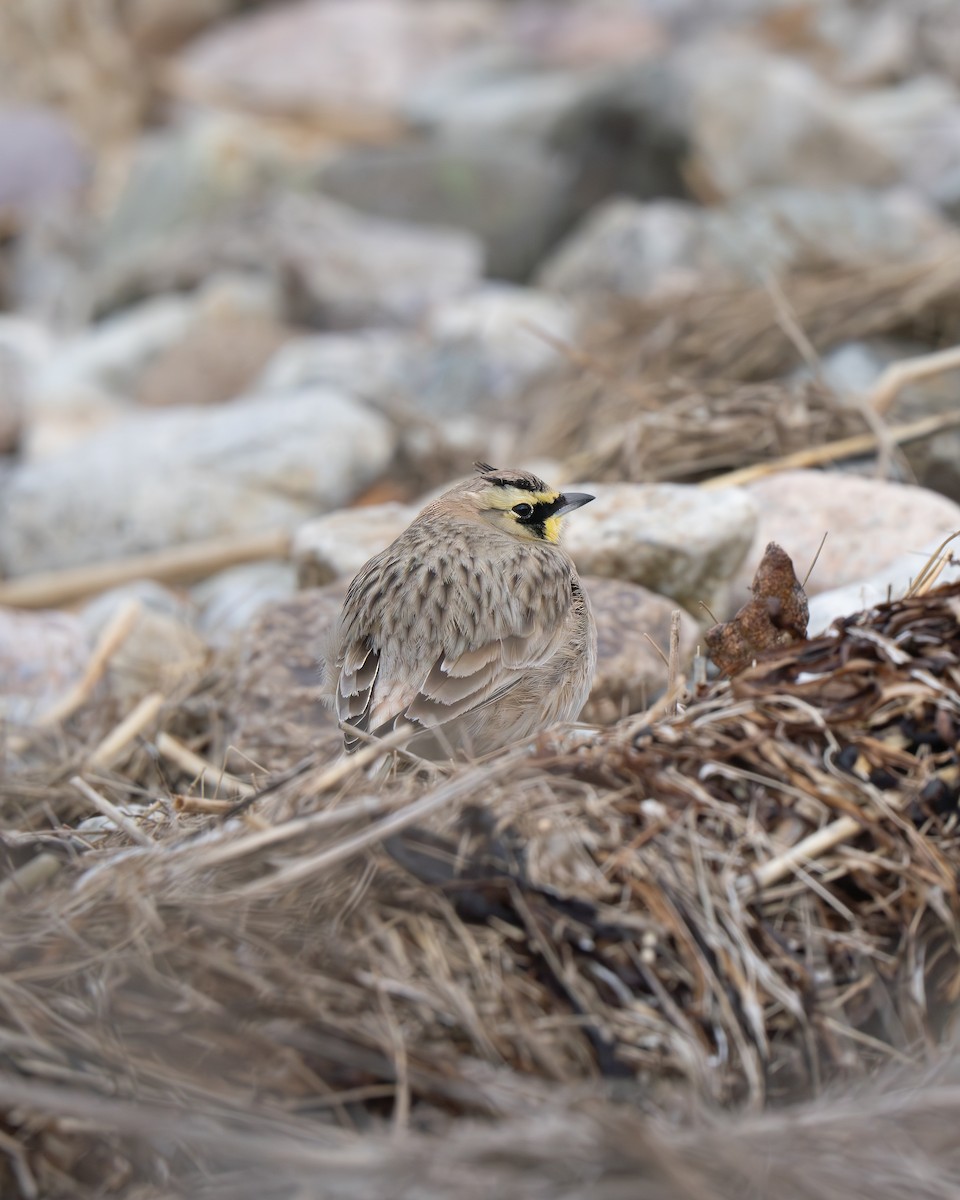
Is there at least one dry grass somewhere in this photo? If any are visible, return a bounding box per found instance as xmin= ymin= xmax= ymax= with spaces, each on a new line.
xmin=3 ymin=576 xmax=960 ymax=1196
xmin=524 ymin=255 xmax=960 ymax=481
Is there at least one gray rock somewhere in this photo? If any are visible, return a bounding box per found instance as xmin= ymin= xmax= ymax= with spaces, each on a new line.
xmin=87 ymin=105 xmax=486 ymax=322
xmin=563 ymin=482 xmax=758 ymax=615
xmin=274 ymin=193 xmax=483 ymax=328
xmin=538 ymin=187 xmax=956 ymax=301
xmin=262 ymin=285 xmax=574 ymax=415
xmin=171 ymin=0 xmax=499 ymax=126
xmin=293 ymin=503 xmax=416 ymax=587
xmin=679 ymin=39 xmax=897 ymax=198
xmin=191 ymin=561 xmax=299 ymax=646
xmin=315 ymin=137 xmax=573 ymax=280
xmin=258 ymin=286 xmax=573 ymax=480
xmin=847 ymin=76 xmax=960 ymax=216
xmin=90 ymin=115 xmax=293 ymax=310
xmin=537 ymin=198 xmax=704 ymax=301
xmin=258 ymin=329 xmax=413 ymax=402
xmin=0 ymin=607 xmax=90 ymax=724
xmin=0 ymin=388 xmax=396 ymax=576
xmin=583 ymin=575 xmax=699 ymax=725
xmin=0 ymin=317 xmax=42 ymax=455
xmin=729 ymin=470 xmax=960 ymax=611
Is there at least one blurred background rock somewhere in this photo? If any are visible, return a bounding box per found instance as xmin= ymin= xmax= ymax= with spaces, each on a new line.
xmin=5 ymin=0 xmax=960 ymax=723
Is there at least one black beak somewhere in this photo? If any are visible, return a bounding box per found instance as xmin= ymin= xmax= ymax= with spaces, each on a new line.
xmin=554 ymin=492 xmax=594 ymax=516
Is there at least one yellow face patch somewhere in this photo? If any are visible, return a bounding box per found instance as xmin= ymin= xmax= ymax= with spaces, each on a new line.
xmin=482 ymin=485 xmax=564 ymax=542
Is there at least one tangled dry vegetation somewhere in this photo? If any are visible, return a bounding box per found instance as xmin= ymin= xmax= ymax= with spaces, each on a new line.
xmin=4 ymin=561 xmax=960 ymax=1196
xmin=4 ymin=256 xmax=960 ymax=1196
xmin=524 ymin=253 xmax=960 ymax=482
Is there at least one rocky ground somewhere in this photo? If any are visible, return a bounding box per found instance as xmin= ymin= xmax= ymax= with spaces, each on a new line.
xmin=4 ymin=3 xmax=960 ymax=1194
xmin=4 ymin=0 xmax=960 ymax=739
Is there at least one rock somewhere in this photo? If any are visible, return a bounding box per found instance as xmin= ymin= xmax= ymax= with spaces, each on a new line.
xmin=262 ymin=283 xmax=573 ymax=411
xmin=0 ymin=318 xmax=43 ymax=455
xmin=582 ymin=575 xmax=699 ymax=725
xmin=315 ymin=138 xmax=573 ymax=279
xmin=89 ymin=109 xmax=329 ymax=311
xmin=847 ymin=76 xmax=960 ymax=216
xmin=808 ymin=537 xmax=960 ymax=635
xmin=293 ymin=503 xmax=415 ymax=587
xmin=224 ymin=582 xmax=348 ymax=772
xmin=36 ymin=292 xmax=194 ymax=401
xmin=0 ymin=106 xmax=89 ymax=229
xmin=679 ymin=40 xmax=897 ymax=198
xmin=135 ymin=294 xmax=291 ymax=408
xmin=91 ymin=171 xmax=484 ymax=323
xmin=274 ymin=193 xmax=483 ymax=328
xmin=0 ymin=388 xmax=396 ymax=576
xmin=171 ymin=0 xmax=498 ymax=129
xmin=563 ymin=483 xmax=757 ymax=615
xmin=21 ymin=276 xmax=287 ymax=452
xmin=729 ymin=471 xmax=960 ymax=611
xmin=0 ymin=607 xmax=91 ymax=725
xmin=537 ymin=198 xmax=704 ymax=302
xmin=417 ymin=285 xmax=576 ymax=413
xmin=537 ymin=187 xmax=955 ymax=301
xmin=258 ymin=329 xmax=412 ymax=401
xmin=258 ymin=286 xmax=573 ymax=483
xmin=191 ymin=561 xmax=299 ymax=646
xmin=81 ymin=586 xmax=207 ymax=703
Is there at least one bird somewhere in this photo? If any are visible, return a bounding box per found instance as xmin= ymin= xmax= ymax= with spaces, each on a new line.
xmin=324 ymin=463 xmax=598 ymax=759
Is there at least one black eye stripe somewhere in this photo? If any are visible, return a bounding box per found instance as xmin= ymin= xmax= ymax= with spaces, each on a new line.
xmin=513 ymin=498 xmax=562 ymax=523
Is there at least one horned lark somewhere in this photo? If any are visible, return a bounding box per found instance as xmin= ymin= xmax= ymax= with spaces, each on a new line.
xmin=326 ymin=463 xmax=597 ymax=757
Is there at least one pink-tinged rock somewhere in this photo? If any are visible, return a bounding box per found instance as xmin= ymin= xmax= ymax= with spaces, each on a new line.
xmin=171 ymin=0 xmax=497 ymax=126
xmin=730 ymin=470 xmax=960 ymax=612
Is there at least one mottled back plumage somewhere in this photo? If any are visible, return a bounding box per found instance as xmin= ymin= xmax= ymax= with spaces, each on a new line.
xmin=327 ymin=465 xmax=597 ymax=757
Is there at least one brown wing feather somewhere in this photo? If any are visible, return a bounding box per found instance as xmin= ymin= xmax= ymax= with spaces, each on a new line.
xmin=332 ymin=523 xmax=573 ymax=750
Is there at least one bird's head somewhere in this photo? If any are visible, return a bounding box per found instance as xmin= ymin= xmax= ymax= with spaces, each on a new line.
xmin=465 ymin=462 xmax=594 ymax=544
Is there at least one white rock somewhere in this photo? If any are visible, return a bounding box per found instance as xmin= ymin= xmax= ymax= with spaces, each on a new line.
xmin=808 ymin=541 xmax=960 ymax=635
xmin=563 ymin=483 xmax=757 ymax=614
xmin=293 ymin=502 xmax=416 ymax=587
xmin=0 ymin=388 xmax=396 ymax=575
xmin=729 ymin=471 xmax=960 ymax=612
xmin=258 ymin=330 xmax=412 ymax=400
